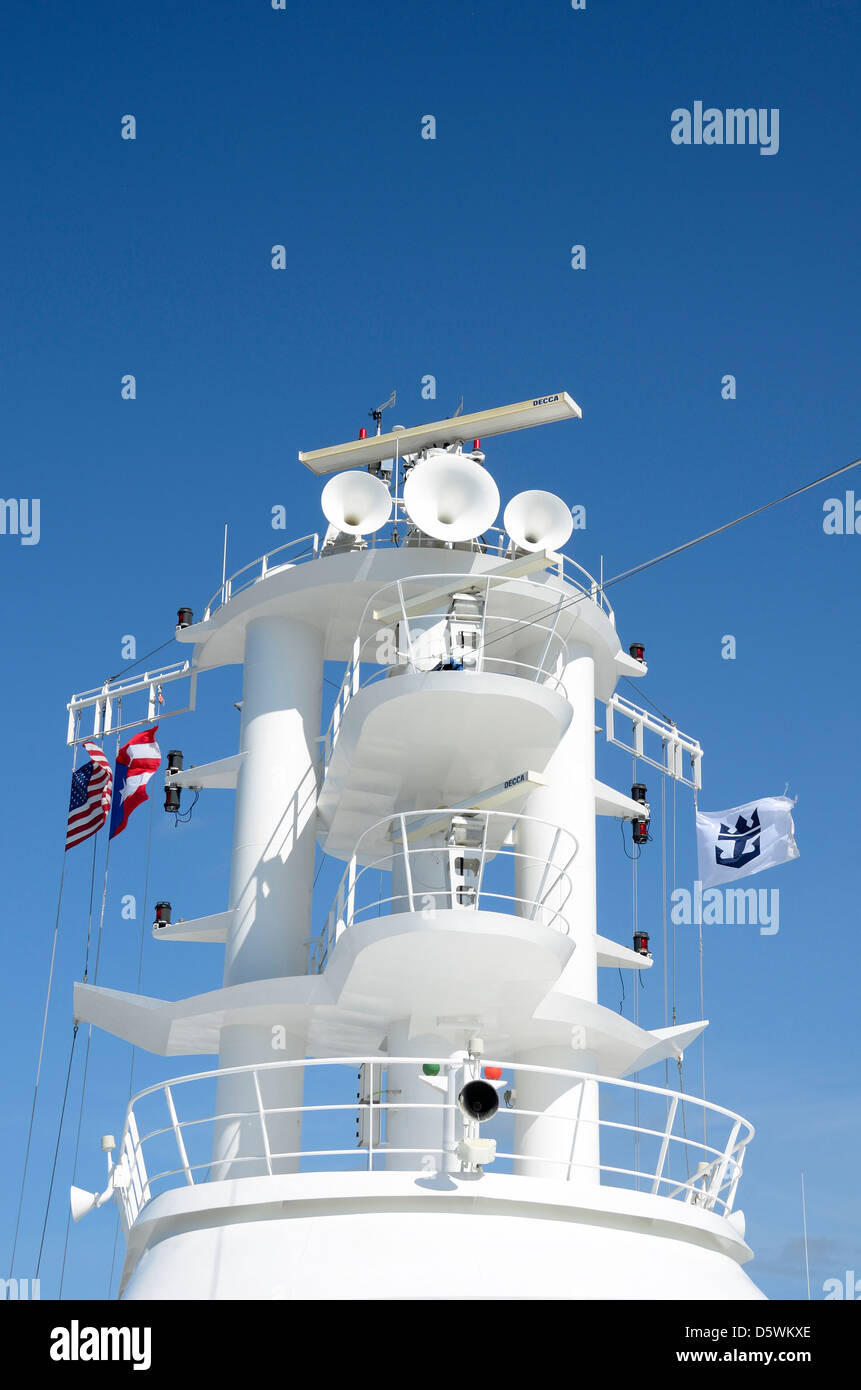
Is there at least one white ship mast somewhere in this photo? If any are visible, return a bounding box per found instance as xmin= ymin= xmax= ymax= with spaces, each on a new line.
xmin=67 ymin=392 xmax=762 ymax=1299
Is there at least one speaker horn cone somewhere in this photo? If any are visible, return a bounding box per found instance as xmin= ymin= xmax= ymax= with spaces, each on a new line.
xmin=403 ymin=451 xmax=500 ymax=543
xmin=503 ymin=489 xmax=574 ymax=553
xmin=321 ymin=470 xmax=393 ymax=537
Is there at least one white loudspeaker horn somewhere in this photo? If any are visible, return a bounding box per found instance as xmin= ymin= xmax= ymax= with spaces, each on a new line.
xmin=403 ymin=451 xmax=500 ymax=542
xmin=70 ymin=1185 xmax=99 ymax=1222
xmin=503 ymin=490 xmax=573 ymax=552
xmin=321 ymin=470 xmax=393 ymax=536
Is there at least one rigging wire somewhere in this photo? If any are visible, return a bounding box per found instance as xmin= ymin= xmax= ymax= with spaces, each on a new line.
xmin=662 ymin=773 xmax=669 ymax=1099
xmin=468 ymin=451 xmax=861 ymax=662
xmin=36 ymin=781 xmax=102 ymax=1280
xmin=104 ymin=636 xmax=176 ymax=686
xmin=632 ymin=749 xmax=640 ymax=1189
xmin=109 ymin=789 xmax=157 ymax=1298
xmin=35 ymin=1024 xmax=79 ymax=1277
xmin=59 ymin=724 xmax=119 ymax=1297
xmin=7 ymin=744 xmax=78 ymax=1279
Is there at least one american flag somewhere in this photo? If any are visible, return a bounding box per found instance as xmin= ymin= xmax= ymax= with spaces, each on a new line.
xmin=66 ymin=741 xmax=113 ymax=851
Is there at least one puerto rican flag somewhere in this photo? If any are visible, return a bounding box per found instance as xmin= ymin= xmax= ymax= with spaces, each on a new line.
xmin=109 ymin=726 xmax=162 ymax=839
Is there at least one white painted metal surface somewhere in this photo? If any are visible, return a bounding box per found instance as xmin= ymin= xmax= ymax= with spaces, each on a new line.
xmin=66 ymin=407 xmax=763 ymax=1300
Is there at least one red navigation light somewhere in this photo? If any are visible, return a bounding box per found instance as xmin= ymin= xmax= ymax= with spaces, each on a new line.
xmin=633 ymin=931 xmax=650 ymax=956
xmin=483 ymin=1065 xmax=503 ymax=1081
xmin=359 ymin=427 xmax=368 ymax=439
xmin=629 ymin=642 xmax=645 ymax=662
xmin=473 ymin=439 xmax=480 ymax=450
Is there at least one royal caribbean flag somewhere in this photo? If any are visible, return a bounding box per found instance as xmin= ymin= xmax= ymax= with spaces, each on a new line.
xmin=696 ymin=795 xmax=799 ymax=889
xmin=66 ymin=742 xmax=113 ymax=851
xmin=109 ymin=726 xmax=162 ymax=839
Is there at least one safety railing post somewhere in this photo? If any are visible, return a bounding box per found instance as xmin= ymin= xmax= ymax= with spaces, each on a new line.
xmin=251 ymin=1069 xmax=274 ymax=1177
xmin=650 ymin=1094 xmax=679 ymax=1194
xmin=346 ymin=854 xmax=357 ymax=929
xmin=164 ymin=1085 xmax=195 ymax=1187
xmin=400 ymin=815 xmax=415 ymax=911
xmin=706 ymin=1118 xmax=741 ymax=1210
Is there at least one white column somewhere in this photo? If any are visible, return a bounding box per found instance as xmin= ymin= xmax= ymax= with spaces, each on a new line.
xmin=384 ymin=1023 xmax=451 ymax=1173
xmin=390 ymin=830 xmax=450 ymax=915
xmin=513 ymin=645 xmax=601 ymax=1181
xmin=225 ymin=615 xmax=322 ymax=984
xmin=212 ymin=615 xmax=322 ymax=1178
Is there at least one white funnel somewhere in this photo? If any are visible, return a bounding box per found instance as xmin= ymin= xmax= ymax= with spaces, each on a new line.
xmin=321 ymin=470 xmax=392 ymax=536
xmin=503 ymin=490 xmax=573 ymax=552
xmin=403 ymin=451 xmax=499 ymax=542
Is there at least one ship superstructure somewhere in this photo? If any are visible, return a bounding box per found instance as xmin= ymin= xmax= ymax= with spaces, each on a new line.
xmin=67 ymin=393 xmax=763 ymax=1299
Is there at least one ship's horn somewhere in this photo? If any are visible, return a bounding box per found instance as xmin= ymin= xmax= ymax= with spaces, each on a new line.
xmin=403 ymin=451 xmax=499 ymax=542
xmin=503 ymin=489 xmax=574 ymax=553
xmin=457 ymin=1078 xmax=500 ymax=1122
xmin=321 ymin=470 xmax=393 ymax=537
xmin=70 ymin=1185 xmax=99 ymax=1222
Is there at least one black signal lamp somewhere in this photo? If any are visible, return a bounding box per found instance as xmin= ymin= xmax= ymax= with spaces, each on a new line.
xmin=632 ymin=817 xmax=650 ymax=846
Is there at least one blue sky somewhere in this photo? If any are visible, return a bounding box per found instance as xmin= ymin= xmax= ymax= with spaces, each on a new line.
xmin=1 ymin=0 xmax=859 ymax=1299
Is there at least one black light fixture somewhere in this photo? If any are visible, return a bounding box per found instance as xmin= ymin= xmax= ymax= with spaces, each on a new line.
xmin=631 ymin=783 xmax=647 ymax=805
xmin=164 ymin=750 xmax=183 ymax=812
xmin=629 ymin=642 xmax=645 ymax=662
xmin=154 ymin=901 xmax=172 ymax=928
xmin=632 ymin=817 xmax=650 ymax=845
xmin=457 ymin=1079 xmax=499 ymax=1123
xmin=633 ymin=930 xmax=650 ymax=956
xmin=176 ymin=607 xmax=193 ymax=629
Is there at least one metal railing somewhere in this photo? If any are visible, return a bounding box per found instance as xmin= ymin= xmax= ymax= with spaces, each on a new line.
xmin=321 ymin=571 xmax=584 ymax=765
xmin=308 ymin=808 xmax=578 ymax=972
xmin=203 ymin=534 xmax=321 ymax=620
xmin=199 ymin=526 xmax=614 ymax=625
xmin=110 ymin=1056 xmax=752 ymax=1230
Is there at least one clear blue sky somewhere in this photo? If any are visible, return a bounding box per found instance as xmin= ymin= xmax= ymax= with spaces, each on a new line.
xmin=1 ymin=0 xmax=858 ymax=1300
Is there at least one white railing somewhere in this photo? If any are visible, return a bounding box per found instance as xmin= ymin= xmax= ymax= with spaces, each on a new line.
xmin=606 ymin=693 xmax=704 ymax=790
xmin=199 ymin=526 xmax=614 ymax=625
xmin=308 ymin=809 xmax=578 ymax=972
xmin=203 ymin=533 xmax=321 ymax=619
xmin=321 ymin=572 xmax=585 ymax=764
xmin=66 ymin=661 xmax=197 ymax=746
xmin=111 ymin=1056 xmax=753 ymax=1229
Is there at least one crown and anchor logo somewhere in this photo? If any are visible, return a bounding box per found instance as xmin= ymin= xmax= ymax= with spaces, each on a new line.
xmin=715 ymin=808 xmax=762 ymax=870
